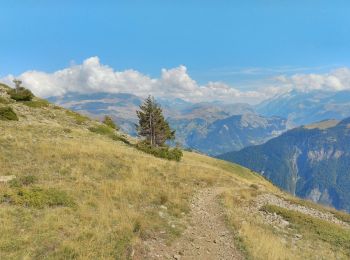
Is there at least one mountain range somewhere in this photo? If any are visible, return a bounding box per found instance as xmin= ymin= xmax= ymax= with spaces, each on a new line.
xmin=256 ymin=89 xmax=350 ymax=125
xmin=169 ymin=113 xmax=287 ymax=155
xmin=218 ymin=118 xmax=350 ymax=212
xmin=49 ymin=92 xmax=288 ymax=155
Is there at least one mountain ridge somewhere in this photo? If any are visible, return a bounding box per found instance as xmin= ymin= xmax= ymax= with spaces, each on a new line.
xmin=256 ymin=89 xmax=350 ymax=125
xmin=218 ymin=117 xmax=350 ymax=212
xmin=48 ymin=92 xmax=289 ymax=155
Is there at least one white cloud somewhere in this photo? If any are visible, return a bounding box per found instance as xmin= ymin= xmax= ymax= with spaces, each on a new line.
xmin=2 ymin=57 xmax=156 ymax=98
xmin=1 ymin=56 xmax=263 ymax=103
xmin=1 ymin=57 xmax=350 ymax=104
xmin=273 ymin=67 xmax=350 ymax=92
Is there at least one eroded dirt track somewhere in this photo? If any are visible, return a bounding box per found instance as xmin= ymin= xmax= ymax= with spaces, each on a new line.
xmin=143 ymin=188 xmax=244 ymax=260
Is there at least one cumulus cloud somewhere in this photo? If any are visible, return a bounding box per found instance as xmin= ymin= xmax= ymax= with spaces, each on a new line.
xmin=273 ymin=67 xmax=350 ymax=92
xmin=2 ymin=57 xmax=156 ymax=97
xmin=1 ymin=57 xmax=350 ymax=104
xmin=0 ymin=57 xmax=265 ymax=103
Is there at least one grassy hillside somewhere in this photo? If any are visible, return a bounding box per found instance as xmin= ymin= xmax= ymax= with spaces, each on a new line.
xmin=1 ymin=84 xmax=350 ymax=259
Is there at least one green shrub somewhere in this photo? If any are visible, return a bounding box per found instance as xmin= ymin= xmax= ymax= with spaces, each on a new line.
xmin=103 ymin=115 xmax=119 ymax=130
xmin=159 ymin=193 xmax=168 ymax=205
xmin=7 ymin=87 xmax=34 ymax=101
xmin=89 ymin=124 xmax=115 ymax=135
xmin=53 ymin=105 xmax=63 ymax=110
xmin=65 ymin=110 xmax=89 ymax=124
xmin=3 ymin=187 xmax=75 ymax=208
xmin=9 ymin=175 xmax=37 ymax=188
xmin=135 ymin=142 xmax=183 ymax=161
xmin=89 ymin=125 xmax=130 ymax=145
xmin=0 ymin=106 xmax=18 ymax=121
xmin=250 ymin=184 xmax=259 ymax=190
xmin=111 ymin=134 xmax=130 ymax=145
xmin=133 ymin=220 xmax=142 ymax=233
xmin=21 ymin=99 xmax=50 ymax=108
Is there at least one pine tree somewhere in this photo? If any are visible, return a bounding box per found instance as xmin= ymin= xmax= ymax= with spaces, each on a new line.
xmin=136 ymin=96 xmax=175 ymax=146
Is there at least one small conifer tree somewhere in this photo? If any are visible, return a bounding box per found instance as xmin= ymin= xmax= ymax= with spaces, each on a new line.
xmin=136 ymin=96 xmax=175 ymax=146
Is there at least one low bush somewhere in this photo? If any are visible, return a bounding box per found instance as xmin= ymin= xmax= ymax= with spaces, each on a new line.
xmin=135 ymin=142 xmax=183 ymax=161
xmin=3 ymin=187 xmax=75 ymax=208
xmin=21 ymin=99 xmax=50 ymax=108
xmin=90 ymin=124 xmax=181 ymax=161
xmin=250 ymin=184 xmax=259 ymax=190
xmin=9 ymin=175 xmax=37 ymax=188
xmin=0 ymin=106 xmax=18 ymax=121
xmin=88 ymin=124 xmax=114 ymax=135
xmin=65 ymin=110 xmax=89 ymax=124
xmin=159 ymin=193 xmax=168 ymax=205
xmin=102 ymin=115 xmax=119 ymax=130
xmin=7 ymin=87 xmax=34 ymax=101
xmin=111 ymin=134 xmax=130 ymax=144
xmin=89 ymin=124 xmax=130 ymax=144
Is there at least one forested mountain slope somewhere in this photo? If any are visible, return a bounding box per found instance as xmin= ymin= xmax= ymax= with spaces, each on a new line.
xmin=219 ymin=119 xmax=350 ymax=212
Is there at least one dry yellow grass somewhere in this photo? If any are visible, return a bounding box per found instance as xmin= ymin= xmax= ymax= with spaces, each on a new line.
xmin=1 ymin=90 xmax=350 ymax=259
xmin=0 ymin=103 xmax=246 ymax=259
xmin=221 ymin=187 xmax=349 ymax=260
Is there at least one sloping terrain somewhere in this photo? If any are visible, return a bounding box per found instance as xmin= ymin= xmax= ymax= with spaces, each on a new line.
xmin=1 ymin=84 xmax=350 ymax=259
xmin=144 ymin=188 xmax=244 ymax=259
xmin=48 ymin=92 xmax=144 ymax=136
xmin=218 ymin=119 xmax=350 ymax=212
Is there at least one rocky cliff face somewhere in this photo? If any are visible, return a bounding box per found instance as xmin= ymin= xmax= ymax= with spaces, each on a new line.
xmin=218 ymin=119 xmax=350 ymax=212
xmin=171 ymin=113 xmax=288 ymax=155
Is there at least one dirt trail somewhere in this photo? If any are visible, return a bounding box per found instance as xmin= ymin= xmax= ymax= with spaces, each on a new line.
xmin=144 ymin=188 xmax=244 ymax=259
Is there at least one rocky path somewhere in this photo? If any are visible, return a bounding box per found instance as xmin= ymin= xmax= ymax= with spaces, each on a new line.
xmin=252 ymin=193 xmax=350 ymax=228
xmin=144 ymin=188 xmax=243 ymax=260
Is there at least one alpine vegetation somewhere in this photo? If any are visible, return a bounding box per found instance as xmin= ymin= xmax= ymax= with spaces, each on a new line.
xmin=136 ymin=96 xmax=182 ymax=161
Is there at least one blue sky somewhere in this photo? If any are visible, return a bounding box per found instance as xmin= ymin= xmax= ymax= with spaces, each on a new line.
xmin=1 ymin=1 xmax=350 ymax=102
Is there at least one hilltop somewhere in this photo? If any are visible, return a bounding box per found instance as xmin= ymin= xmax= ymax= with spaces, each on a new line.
xmin=1 ymin=83 xmax=350 ymax=259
